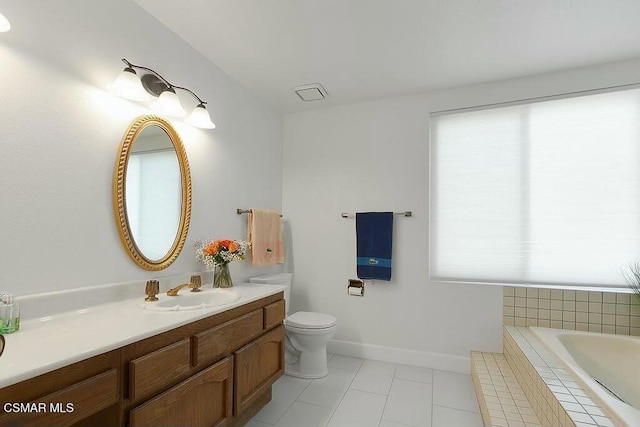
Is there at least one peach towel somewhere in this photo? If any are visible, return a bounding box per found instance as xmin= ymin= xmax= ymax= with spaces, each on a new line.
xmin=247 ymin=208 xmax=284 ymax=267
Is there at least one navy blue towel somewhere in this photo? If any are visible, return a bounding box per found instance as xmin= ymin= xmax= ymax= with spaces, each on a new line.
xmin=356 ymin=212 xmax=393 ymax=281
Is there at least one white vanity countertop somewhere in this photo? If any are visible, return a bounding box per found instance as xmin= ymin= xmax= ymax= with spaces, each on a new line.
xmin=0 ymin=283 xmax=285 ymax=388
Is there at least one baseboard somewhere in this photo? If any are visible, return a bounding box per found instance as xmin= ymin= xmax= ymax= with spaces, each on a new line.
xmin=327 ymin=339 xmax=471 ymax=374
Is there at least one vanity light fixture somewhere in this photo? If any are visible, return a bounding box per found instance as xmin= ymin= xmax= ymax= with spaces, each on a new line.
xmin=107 ymin=65 xmax=150 ymax=102
xmin=152 ymin=88 xmax=187 ymax=117
xmin=0 ymin=13 xmax=11 ymax=32
xmin=108 ymin=59 xmax=216 ymax=129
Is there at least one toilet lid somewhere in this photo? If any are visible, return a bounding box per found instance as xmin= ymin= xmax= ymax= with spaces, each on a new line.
xmin=286 ymin=311 xmax=337 ymax=329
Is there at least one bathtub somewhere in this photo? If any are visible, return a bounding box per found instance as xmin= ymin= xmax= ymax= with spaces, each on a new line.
xmin=530 ymin=327 xmax=640 ymax=427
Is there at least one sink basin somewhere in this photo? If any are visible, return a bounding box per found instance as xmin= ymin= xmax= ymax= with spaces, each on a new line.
xmin=142 ymin=288 xmax=242 ymax=311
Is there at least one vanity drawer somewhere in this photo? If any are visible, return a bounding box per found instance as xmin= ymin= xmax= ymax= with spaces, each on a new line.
xmin=129 ymin=357 xmax=233 ymax=427
xmin=192 ymin=309 xmax=263 ymax=367
xmin=129 ymin=338 xmax=191 ymax=401
xmin=263 ymin=299 xmax=286 ymax=330
xmin=0 ymin=369 xmax=118 ymax=427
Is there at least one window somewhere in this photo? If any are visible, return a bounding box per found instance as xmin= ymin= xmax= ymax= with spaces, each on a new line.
xmin=126 ymin=149 xmax=181 ymax=260
xmin=430 ymin=88 xmax=640 ymax=288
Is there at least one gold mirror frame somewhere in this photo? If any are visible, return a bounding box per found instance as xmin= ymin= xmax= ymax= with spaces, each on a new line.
xmin=113 ymin=115 xmax=192 ymax=270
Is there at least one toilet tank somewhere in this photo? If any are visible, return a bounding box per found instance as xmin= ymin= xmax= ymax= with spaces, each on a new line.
xmin=249 ymin=273 xmax=292 ymax=314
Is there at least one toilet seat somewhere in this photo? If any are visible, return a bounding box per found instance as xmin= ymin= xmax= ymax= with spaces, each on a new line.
xmin=285 ymin=324 xmax=336 ymax=336
xmin=286 ymin=311 xmax=336 ymax=329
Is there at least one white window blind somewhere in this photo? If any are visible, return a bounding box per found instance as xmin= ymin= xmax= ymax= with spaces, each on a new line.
xmin=126 ymin=149 xmax=181 ymax=260
xmin=430 ymin=88 xmax=640 ymax=287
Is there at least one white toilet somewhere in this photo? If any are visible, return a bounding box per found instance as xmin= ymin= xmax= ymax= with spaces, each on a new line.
xmin=249 ymin=273 xmax=337 ymax=379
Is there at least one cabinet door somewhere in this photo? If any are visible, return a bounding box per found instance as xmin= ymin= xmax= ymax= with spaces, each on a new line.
xmin=234 ymin=325 xmax=284 ymax=415
xmin=0 ymin=369 xmax=118 ymax=427
xmin=129 ymin=357 xmax=232 ymax=427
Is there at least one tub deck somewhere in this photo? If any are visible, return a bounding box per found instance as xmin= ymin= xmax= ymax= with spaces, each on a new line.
xmin=471 ymin=351 xmax=542 ymax=426
xmin=472 ymin=326 xmax=619 ymax=427
xmin=530 ymin=327 xmax=640 ymax=427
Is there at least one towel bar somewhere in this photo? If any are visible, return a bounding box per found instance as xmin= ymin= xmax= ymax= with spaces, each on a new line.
xmin=236 ymin=208 xmax=283 ymax=217
xmin=341 ymin=211 xmax=412 ymax=218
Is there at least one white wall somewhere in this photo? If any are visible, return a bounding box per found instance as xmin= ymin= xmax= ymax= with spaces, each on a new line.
xmin=0 ymin=0 xmax=283 ymax=296
xmin=282 ymin=58 xmax=640 ymax=370
xmin=5 ymin=0 xmax=640 ymax=370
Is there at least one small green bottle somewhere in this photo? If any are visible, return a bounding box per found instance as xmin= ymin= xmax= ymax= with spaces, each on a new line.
xmin=0 ymin=292 xmax=19 ymax=334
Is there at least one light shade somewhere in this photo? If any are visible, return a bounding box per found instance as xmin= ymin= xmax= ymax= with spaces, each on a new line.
xmin=0 ymin=13 xmax=10 ymax=32
xmin=185 ymin=104 xmax=216 ymax=129
xmin=107 ymin=68 xmax=150 ymax=102
xmin=152 ymin=89 xmax=187 ymax=117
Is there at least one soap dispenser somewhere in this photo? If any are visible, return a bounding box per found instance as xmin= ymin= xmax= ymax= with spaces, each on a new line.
xmin=0 ymin=292 xmax=19 ymax=333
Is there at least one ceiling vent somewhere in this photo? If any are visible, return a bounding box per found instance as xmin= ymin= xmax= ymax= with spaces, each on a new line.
xmin=294 ymin=83 xmax=327 ymax=102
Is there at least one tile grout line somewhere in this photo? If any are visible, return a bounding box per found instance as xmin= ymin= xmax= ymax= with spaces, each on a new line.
xmin=393 ymin=376 xmax=435 ymax=385
xmin=377 ymin=363 xmax=398 ymax=426
xmin=273 ymin=358 xmax=476 ymax=427
xmin=431 ymin=374 xmax=434 ymax=427
xmin=430 ymin=402 xmax=482 ymax=415
xmin=432 ymin=368 xmax=483 ymax=416
xmin=432 ymin=403 xmax=481 ymax=415
xmin=272 ymin=376 xmax=315 ymax=426
xmin=322 ymin=358 xmax=366 ymax=427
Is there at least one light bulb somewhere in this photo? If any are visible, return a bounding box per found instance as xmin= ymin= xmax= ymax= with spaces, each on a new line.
xmin=152 ymin=89 xmax=187 ymax=117
xmin=185 ymin=103 xmax=216 ymax=129
xmin=107 ymin=68 xmax=150 ymax=102
xmin=0 ymin=13 xmax=10 ymax=32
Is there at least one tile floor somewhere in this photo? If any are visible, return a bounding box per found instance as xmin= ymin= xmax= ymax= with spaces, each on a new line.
xmin=248 ymin=354 xmax=483 ymax=427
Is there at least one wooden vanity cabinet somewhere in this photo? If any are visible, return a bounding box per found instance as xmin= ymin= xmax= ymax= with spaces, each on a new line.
xmin=192 ymin=309 xmax=264 ymax=368
xmin=0 ymin=350 xmax=121 ymax=426
xmin=263 ymin=300 xmax=286 ymax=330
xmin=129 ymin=357 xmax=233 ymax=427
xmin=128 ymin=338 xmax=192 ymax=402
xmin=0 ymin=292 xmax=285 ymax=427
xmin=234 ymin=325 xmax=285 ymax=415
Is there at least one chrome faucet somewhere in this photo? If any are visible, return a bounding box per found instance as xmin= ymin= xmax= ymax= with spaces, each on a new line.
xmin=167 ymin=275 xmax=202 ymax=296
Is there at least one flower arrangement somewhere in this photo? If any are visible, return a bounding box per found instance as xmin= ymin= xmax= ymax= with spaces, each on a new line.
xmin=196 ymin=239 xmax=250 ymax=269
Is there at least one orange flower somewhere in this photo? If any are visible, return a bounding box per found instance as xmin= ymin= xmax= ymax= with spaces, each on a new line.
xmin=203 ymin=242 xmax=219 ymax=255
xmin=228 ymin=242 xmax=238 ymax=252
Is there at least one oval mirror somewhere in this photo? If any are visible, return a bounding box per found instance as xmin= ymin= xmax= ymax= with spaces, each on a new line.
xmin=113 ymin=115 xmax=192 ymax=270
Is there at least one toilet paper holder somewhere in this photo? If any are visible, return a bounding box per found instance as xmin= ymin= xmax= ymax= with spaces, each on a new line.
xmin=347 ymin=279 xmax=364 ymax=297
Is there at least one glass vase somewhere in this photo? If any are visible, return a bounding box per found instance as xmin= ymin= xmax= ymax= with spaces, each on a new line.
xmin=213 ymin=263 xmax=233 ymax=288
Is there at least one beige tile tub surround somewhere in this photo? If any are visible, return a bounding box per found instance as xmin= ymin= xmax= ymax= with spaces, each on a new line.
xmin=504 ymin=326 xmax=616 ymax=427
xmin=503 ymin=287 xmax=640 ymax=336
xmin=471 ymin=351 xmax=542 ymax=427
